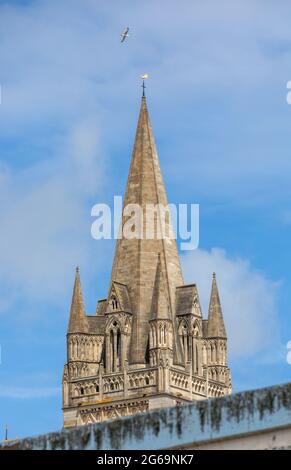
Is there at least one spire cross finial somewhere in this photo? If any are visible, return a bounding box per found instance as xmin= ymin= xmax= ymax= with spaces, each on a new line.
xmin=141 ymin=74 xmax=149 ymax=97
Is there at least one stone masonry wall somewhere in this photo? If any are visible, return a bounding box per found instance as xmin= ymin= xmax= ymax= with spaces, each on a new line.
xmin=1 ymin=382 xmax=291 ymax=450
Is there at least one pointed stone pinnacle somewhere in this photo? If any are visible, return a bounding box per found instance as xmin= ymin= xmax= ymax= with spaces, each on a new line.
xmin=109 ymin=96 xmax=183 ymax=363
xmin=67 ymin=267 xmax=88 ymax=334
xmin=207 ymin=273 xmax=226 ymax=338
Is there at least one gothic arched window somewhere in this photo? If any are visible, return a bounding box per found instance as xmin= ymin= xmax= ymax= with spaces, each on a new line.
xmin=108 ymin=320 xmax=122 ymax=372
xmin=179 ymin=321 xmax=189 ymax=363
xmin=195 ymin=344 xmax=199 ymax=373
xmin=111 ymin=296 xmax=118 ymax=310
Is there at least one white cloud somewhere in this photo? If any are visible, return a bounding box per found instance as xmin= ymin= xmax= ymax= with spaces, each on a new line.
xmin=182 ymin=247 xmax=281 ymax=359
xmin=0 ymin=117 xmax=105 ymax=306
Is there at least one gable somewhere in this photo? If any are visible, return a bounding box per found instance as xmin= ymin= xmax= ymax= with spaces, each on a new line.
xmin=106 ymin=282 xmax=132 ymax=314
xmin=176 ymin=284 xmax=202 ymax=317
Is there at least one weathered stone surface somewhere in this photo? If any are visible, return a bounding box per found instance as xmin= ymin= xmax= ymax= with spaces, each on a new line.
xmin=2 ymin=383 xmax=291 ymax=450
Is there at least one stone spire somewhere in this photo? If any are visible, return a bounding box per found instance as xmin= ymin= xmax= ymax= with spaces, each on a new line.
xmin=109 ymin=95 xmax=184 ymax=364
xmin=151 ymin=254 xmax=171 ymax=320
xmin=207 ymin=273 xmax=226 ymax=338
xmin=67 ymin=267 xmax=88 ymax=334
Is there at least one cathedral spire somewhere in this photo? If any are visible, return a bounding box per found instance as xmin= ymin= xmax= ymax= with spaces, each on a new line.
xmin=67 ymin=267 xmax=88 ymax=334
xmin=207 ymin=273 xmax=226 ymax=338
xmin=109 ymin=95 xmax=184 ymax=364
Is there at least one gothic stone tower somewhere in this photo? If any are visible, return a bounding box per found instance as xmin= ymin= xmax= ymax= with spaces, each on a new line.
xmin=62 ymin=95 xmax=232 ymax=427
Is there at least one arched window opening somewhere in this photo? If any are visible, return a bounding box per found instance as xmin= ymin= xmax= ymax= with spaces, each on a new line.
xmin=116 ymin=330 xmax=121 ymax=369
xmin=110 ymin=330 xmax=114 ymax=371
xmin=179 ymin=322 xmax=189 ymax=363
xmin=195 ymin=344 xmax=199 ymax=373
xmin=111 ymin=296 xmax=118 ymax=310
xmin=80 ymin=387 xmax=84 ymax=396
xmin=108 ymin=322 xmax=122 ymax=373
xmin=145 ymin=338 xmax=150 ymax=364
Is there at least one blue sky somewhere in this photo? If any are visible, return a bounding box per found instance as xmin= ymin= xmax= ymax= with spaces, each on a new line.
xmin=1 ymin=0 xmax=291 ymax=439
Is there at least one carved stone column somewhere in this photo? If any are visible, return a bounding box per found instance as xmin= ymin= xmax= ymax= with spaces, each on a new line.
xmin=105 ymin=335 xmax=110 ymax=373
xmin=99 ymin=362 xmax=103 ymax=400
xmin=113 ymin=331 xmax=117 ymax=372
xmin=123 ymin=360 xmax=128 ymax=398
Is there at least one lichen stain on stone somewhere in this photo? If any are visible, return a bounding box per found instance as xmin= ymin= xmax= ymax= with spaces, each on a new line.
xmin=161 ymin=408 xmax=175 ymax=436
xmin=148 ymin=415 xmax=161 ymax=437
xmin=226 ymin=393 xmax=249 ymax=423
xmin=174 ymin=407 xmax=184 ymax=437
xmin=94 ymin=428 xmax=103 ymax=449
xmin=21 ymin=438 xmax=33 ymax=450
xmin=120 ymin=417 xmax=135 ymax=443
xmin=257 ymin=390 xmax=275 ymax=419
xmin=108 ymin=420 xmax=124 ymax=449
xmin=197 ymin=401 xmax=208 ymax=432
xmin=49 ymin=432 xmax=66 ymax=450
xmin=22 ymin=435 xmax=47 ymax=450
xmin=107 ymin=409 xmax=175 ymax=448
xmin=223 ymin=384 xmax=291 ymax=425
xmin=210 ymin=398 xmax=224 ymax=431
xmin=2 ymin=383 xmax=291 ymax=450
xmin=65 ymin=426 xmax=89 ymax=450
xmin=278 ymin=383 xmax=291 ymax=409
xmin=80 ymin=429 xmax=91 ymax=449
xmin=256 ymin=383 xmax=291 ymax=420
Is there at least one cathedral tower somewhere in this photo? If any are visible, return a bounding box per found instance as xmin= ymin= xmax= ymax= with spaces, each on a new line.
xmin=62 ymin=94 xmax=232 ymax=427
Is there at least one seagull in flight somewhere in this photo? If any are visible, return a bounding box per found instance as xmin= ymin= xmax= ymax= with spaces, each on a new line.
xmin=121 ymin=27 xmax=129 ymax=43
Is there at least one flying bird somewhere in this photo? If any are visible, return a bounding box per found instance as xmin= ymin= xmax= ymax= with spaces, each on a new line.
xmin=120 ymin=27 xmax=129 ymax=43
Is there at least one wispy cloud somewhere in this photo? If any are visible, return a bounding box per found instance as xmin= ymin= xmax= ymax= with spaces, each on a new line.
xmin=182 ymin=247 xmax=281 ymax=359
xmin=0 ymin=117 xmax=105 ymax=307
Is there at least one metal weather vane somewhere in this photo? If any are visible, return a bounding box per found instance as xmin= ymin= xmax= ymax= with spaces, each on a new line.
xmin=141 ymin=73 xmax=149 ymax=96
